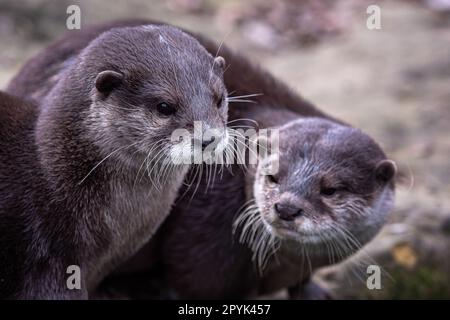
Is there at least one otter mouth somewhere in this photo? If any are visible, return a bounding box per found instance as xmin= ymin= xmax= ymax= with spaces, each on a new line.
xmin=272 ymin=226 xmax=329 ymax=245
xmin=270 ymin=223 xmax=298 ymax=238
xmin=263 ymin=217 xmax=328 ymax=245
xmin=169 ymin=130 xmax=228 ymax=165
xmin=192 ymin=134 xmax=228 ymax=161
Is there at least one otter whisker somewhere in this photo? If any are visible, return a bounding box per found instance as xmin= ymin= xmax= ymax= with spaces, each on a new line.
xmin=146 ymin=146 xmax=172 ymax=191
xmin=204 ymin=164 xmax=212 ymax=192
xmin=226 ymin=129 xmax=260 ymax=168
xmin=188 ymin=164 xmax=205 ymax=204
xmin=158 ymin=151 xmax=179 ymax=191
xmin=227 ymin=125 xmax=257 ymax=130
xmin=227 ymin=117 xmax=259 ymax=126
xmin=133 ymin=139 xmax=165 ymax=188
xmin=78 ymin=140 xmax=141 ymax=185
xmin=218 ymin=62 xmax=231 ymax=78
xmin=328 ymin=224 xmax=371 ymax=285
xmin=233 ymin=202 xmax=280 ymax=274
xmin=223 ymin=130 xmax=247 ymax=169
xmin=226 ymin=99 xmax=257 ymax=104
xmin=235 ymin=208 xmax=259 ymax=243
xmin=320 ymin=232 xmax=333 ymax=266
xmin=210 ymin=160 xmax=221 ymax=191
xmin=334 ymin=240 xmax=357 ymax=287
xmin=334 ymin=224 xmax=393 ymax=284
xmin=227 ymin=93 xmax=263 ymax=99
xmin=226 ymin=93 xmax=263 ymax=105
xmin=177 ymin=165 xmax=201 ymax=203
xmin=151 ymin=152 xmax=172 ymax=191
xmin=325 ymin=231 xmax=336 ymax=266
xmin=300 ymin=240 xmax=313 ymax=277
xmin=145 ymin=145 xmax=168 ymax=187
xmin=233 ymin=202 xmax=258 ymax=240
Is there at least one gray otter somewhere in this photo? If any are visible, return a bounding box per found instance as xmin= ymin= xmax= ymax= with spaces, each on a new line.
xmin=0 ymin=24 xmax=228 ymax=299
xmin=97 ymin=114 xmax=396 ymax=300
xmin=84 ymin=21 xmax=396 ymax=300
xmin=6 ymin=21 xmax=393 ymax=298
xmin=115 ymin=117 xmax=395 ymax=300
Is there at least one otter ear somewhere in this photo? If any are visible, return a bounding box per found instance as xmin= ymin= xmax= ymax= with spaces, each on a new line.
xmin=375 ymin=159 xmax=397 ymax=184
xmin=95 ymin=70 xmax=123 ymax=96
xmin=214 ymin=56 xmax=226 ymax=69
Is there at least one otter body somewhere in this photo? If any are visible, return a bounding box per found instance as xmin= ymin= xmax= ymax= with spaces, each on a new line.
xmin=6 ymin=20 xmax=395 ymax=300
xmin=104 ymin=117 xmax=395 ymax=300
xmin=89 ymin=21 xmax=395 ymax=300
xmin=7 ymin=19 xmax=326 ymax=121
xmin=1 ymin=23 xmax=228 ymax=299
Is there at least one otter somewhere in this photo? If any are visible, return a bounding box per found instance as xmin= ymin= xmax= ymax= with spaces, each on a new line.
xmin=66 ymin=21 xmax=396 ymax=300
xmin=0 ymin=24 xmax=228 ymax=299
xmin=155 ymin=116 xmax=396 ymax=299
xmin=7 ymin=19 xmax=327 ymax=121
xmin=6 ymin=20 xmax=395 ymax=299
xmin=97 ymin=111 xmax=395 ymax=299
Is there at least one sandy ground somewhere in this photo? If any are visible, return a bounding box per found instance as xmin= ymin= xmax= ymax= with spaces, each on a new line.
xmin=1 ymin=0 xmax=449 ymax=298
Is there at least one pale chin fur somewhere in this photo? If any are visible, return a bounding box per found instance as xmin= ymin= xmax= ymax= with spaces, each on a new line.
xmin=349 ymin=186 xmax=395 ymax=245
xmin=261 ymin=210 xmax=333 ymax=245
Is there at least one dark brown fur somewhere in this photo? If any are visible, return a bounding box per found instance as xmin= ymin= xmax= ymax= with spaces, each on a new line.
xmin=1 ymin=23 xmax=228 ymax=299
xmin=81 ymin=21 xmax=395 ymax=300
xmin=4 ymin=19 xmax=394 ymax=299
xmin=7 ymin=19 xmax=330 ymax=124
xmin=99 ymin=117 xmax=395 ymax=300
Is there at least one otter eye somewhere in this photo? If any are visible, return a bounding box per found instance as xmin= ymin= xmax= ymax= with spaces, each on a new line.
xmin=321 ymin=187 xmax=337 ymax=197
xmin=156 ymin=102 xmax=176 ymax=116
xmin=267 ymin=175 xmax=278 ymax=185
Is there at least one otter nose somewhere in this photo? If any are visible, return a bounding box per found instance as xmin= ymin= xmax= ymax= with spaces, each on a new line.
xmin=192 ymin=137 xmax=215 ymax=150
xmin=274 ymin=202 xmax=303 ymax=221
xmin=201 ymin=136 xmax=215 ymax=150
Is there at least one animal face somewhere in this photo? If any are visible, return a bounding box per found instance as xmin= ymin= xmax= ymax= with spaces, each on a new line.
xmin=254 ymin=118 xmax=396 ymax=258
xmin=84 ymin=25 xmax=228 ymax=167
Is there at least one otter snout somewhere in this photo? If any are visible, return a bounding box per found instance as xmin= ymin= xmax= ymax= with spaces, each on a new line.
xmin=274 ymin=202 xmax=303 ymax=221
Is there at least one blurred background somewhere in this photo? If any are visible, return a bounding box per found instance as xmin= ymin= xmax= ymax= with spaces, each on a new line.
xmin=0 ymin=0 xmax=449 ymax=299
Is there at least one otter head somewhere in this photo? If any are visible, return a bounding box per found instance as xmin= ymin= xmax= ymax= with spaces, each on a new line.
xmin=77 ymin=25 xmax=228 ymax=169
xmin=253 ymin=118 xmax=396 ymax=260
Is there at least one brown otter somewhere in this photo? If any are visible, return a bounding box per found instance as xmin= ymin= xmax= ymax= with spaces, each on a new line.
xmin=74 ymin=21 xmax=395 ymax=300
xmin=97 ymin=112 xmax=395 ymax=299
xmin=5 ymin=19 xmax=395 ymax=299
xmin=155 ymin=116 xmax=395 ymax=299
xmin=0 ymin=24 xmax=228 ymax=299
xmin=7 ymin=19 xmax=326 ymax=121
